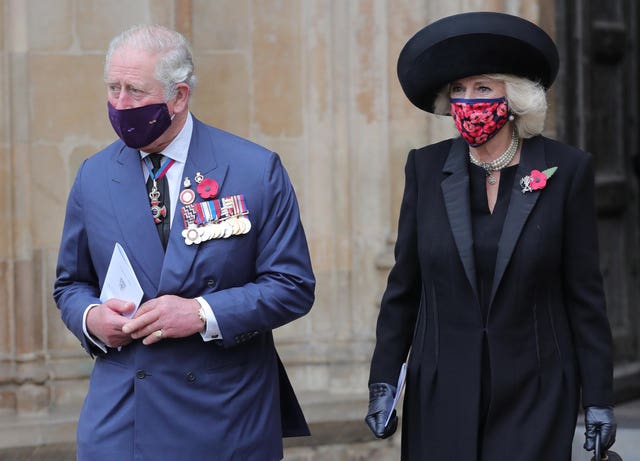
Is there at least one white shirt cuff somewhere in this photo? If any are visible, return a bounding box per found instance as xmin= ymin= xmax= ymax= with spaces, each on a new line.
xmin=196 ymin=297 xmax=222 ymax=341
xmin=83 ymin=304 xmax=107 ymax=353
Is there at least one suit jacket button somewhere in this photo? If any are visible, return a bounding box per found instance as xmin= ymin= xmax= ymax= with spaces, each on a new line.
xmin=186 ymin=372 xmax=196 ymax=382
xmin=136 ymin=370 xmax=147 ymax=379
xmin=207 ymin=279 xmax=215 ymax=288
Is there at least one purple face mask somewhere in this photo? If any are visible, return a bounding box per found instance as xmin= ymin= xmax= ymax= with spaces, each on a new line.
xmin=108 ymin=102 xmax=172 ymax=149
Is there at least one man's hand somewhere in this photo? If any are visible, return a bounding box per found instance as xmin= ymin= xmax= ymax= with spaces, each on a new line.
xmin=86 ymin=299 xmax=136 ymax=348
xmin=122 ymin=295 xmax=203 ymax=345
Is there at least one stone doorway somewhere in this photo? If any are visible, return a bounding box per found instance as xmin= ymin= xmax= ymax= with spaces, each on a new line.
xmin=556 ymin=0 xmax=640 ymax=400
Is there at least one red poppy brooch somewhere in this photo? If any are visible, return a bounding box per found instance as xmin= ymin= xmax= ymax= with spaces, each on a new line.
xmin=197 ymin=177 xmax=219 ymax=199
xmin=520 ymin=167 xmax=557 ymax=193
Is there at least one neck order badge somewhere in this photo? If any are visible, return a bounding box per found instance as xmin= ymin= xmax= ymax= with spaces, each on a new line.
xmin=145 ymin=153 xmax=175 ymax=249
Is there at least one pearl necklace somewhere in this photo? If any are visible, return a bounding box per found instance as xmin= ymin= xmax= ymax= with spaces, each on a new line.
xmin=469 ymin=129 xmax=520 ymax=185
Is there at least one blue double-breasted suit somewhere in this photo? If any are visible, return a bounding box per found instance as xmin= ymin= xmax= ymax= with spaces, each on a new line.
xmin=54 ymin=117 xmax=315 ymax=460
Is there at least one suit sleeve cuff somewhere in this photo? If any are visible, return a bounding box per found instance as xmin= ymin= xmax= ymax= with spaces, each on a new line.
xmin=196 ymin=297 xmax=222 ymax=342
xmin=83 ymin=304 xmax=107 ymax=353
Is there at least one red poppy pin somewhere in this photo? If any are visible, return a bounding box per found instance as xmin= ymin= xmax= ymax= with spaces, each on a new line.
xmin=197 ymin=178 xmax=219 ymax=199
xmin=520 ymin=167 xmax=557 ymax=193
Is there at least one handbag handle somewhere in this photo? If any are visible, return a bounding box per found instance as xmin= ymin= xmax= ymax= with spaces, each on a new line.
xmin=594 ymin=427 xmax=609 ymax=461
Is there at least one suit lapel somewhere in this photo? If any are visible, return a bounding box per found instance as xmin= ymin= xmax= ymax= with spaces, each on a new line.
xmin=108 ymin=145 xmax=165 ymax=292
xmin=158 ymin=118 xmax=229 ymax=294
xmin=490 ymin=136 xmax=546 ymax=306
xmin=441 ymin=138 xmax=479 ymax=298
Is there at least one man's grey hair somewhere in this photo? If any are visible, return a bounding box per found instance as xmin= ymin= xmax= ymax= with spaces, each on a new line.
xmin=104 ymin=24 xmax=197 ymax=101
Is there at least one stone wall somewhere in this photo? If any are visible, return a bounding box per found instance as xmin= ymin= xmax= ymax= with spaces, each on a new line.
xmin=0 ymin=0 xmax=552 ymax=455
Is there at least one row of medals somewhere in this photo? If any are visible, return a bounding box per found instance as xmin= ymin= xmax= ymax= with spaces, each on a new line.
xmin=182 ymin=216 xmax=251 ymax=246
xmin=179 ymin=173 xmax=251 ymax=246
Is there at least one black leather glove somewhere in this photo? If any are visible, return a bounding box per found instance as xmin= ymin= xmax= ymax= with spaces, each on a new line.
xmin=583 ymin=406 xmax=617 ymax=451
xmin=365 ymin=382 xmax=398 ymax=439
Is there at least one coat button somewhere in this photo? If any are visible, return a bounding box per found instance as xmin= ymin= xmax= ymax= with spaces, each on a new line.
xmin=207 ymin=279 xmax=215 ymax=288
xmin=136 ymin=370 xmax=147 ymax=379
xmin=186 ymin=372 xmax=196 ymax=382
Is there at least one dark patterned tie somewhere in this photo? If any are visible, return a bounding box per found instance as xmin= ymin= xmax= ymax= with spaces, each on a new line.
xmin=146 ymin=153 xmax=171 ymax=250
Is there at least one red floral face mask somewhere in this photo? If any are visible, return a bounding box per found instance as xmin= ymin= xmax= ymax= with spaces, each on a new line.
xmin=450 ymin=97 xmax=510 ymax=147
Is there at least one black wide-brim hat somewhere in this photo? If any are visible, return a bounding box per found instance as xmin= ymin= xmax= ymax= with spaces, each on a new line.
xmin=397 ymin=12 xmax=560 ymax=113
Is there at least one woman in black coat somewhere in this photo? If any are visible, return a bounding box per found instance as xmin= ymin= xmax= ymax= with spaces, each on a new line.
xmin=365 ymin=12 xmax=617 ymax=460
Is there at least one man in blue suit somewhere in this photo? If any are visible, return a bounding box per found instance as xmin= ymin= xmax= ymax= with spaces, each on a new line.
xmin=54 ymin=24 xmax=315 ymax=461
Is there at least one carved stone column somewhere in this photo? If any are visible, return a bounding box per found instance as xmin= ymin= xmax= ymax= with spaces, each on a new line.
xmin=0 ymin=0 xmax=51 ymax=416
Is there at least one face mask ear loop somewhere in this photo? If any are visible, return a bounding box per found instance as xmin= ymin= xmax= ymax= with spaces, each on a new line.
xmin=166 ymin=85 xmax=178 ymax=121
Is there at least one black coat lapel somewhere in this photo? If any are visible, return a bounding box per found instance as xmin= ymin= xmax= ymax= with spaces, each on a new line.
xmin=441 ymin=138 xmax=478 ymax=298
xmin=490 ymin=136 xmax=547 ymax=305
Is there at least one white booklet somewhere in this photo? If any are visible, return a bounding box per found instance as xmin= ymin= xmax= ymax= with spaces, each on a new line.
xmin=385 ymin=362 xmax=407 ymax=427
xmin=100 ymin=243 xmax=143 ymax=318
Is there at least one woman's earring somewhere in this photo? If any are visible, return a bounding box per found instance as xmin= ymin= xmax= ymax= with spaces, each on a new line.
xmin=508 ymin=114 xmax=515 ymax=121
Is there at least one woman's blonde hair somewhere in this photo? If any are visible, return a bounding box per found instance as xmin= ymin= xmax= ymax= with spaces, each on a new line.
xmin=432 ymin=74 xmax=548 ymax=138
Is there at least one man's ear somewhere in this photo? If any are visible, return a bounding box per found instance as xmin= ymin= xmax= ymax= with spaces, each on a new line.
xmin=172 ymin=82 xmax=190 ymax=114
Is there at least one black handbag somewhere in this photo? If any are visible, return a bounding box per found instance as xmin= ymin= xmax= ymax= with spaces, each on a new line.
xmin=590 ymin=427 xmax=623 ymax=461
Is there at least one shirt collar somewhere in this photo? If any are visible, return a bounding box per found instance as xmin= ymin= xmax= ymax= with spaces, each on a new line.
xmin=140 ymin=112 xmax=193 ymax=164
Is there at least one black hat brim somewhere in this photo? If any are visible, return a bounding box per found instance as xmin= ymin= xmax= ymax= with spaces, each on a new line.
xmin=397 ymin=12 xmax=560 ymax=113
